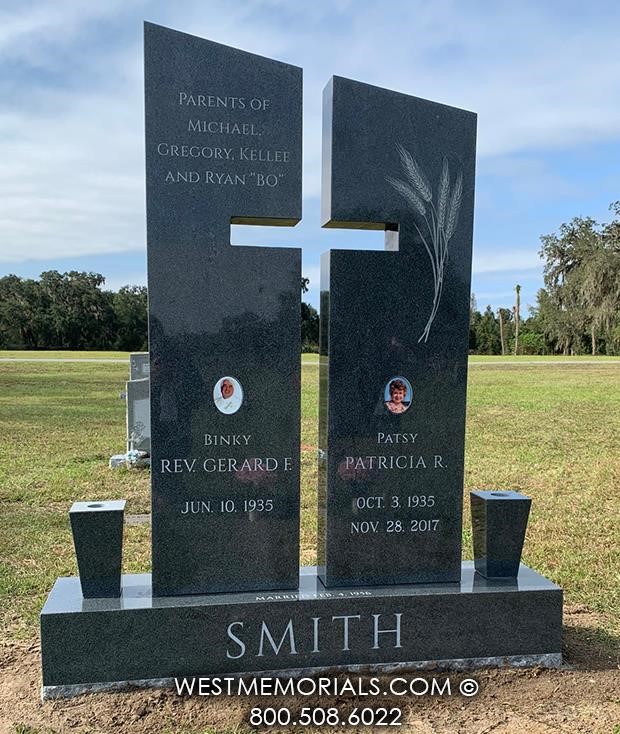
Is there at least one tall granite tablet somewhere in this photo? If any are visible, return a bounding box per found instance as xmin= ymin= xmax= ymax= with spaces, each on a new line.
xmin=145 ymin=23 xmax=302 ymax=595
xmin=318 ymin=77 xmax=476 ymax=587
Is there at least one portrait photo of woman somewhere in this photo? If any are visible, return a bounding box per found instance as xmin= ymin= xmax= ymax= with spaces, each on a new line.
xmin=384 ymin=377 xmax=412 ymax=414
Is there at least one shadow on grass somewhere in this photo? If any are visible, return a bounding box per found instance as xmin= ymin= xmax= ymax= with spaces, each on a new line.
xmin=563 ymin=622 xmax=620 ymax=671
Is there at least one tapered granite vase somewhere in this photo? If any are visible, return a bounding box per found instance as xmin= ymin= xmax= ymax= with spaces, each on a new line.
xmin=470 ymin=491 xmax=532 ymax=579
xmin=69 ymin=500 xmax=126 ymax=598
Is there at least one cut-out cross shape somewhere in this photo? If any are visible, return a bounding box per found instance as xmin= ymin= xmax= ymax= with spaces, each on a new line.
xmin=144 ymin=23 xmax=302 ymax=597
xmin=318 ymin=76 xmax=477 ymax=588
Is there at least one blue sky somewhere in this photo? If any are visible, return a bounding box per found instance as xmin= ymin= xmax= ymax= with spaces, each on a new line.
xmin=1 ymin=1 xmax=618 ymax=314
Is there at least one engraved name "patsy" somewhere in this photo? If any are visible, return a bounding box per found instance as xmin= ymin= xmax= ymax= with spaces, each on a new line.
xmin=377 ymin=433 xmax=418 ymax=444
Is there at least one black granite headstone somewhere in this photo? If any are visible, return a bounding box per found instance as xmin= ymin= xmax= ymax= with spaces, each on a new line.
xmin=41 ymin=50 xmax=563 ymax=697
xmin=318 ymin=77 xmax=477 ymax=587
xmin=145 ymin=23 xmax=302 ymax=596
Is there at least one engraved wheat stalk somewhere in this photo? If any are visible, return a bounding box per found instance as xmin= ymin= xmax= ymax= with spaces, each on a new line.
xmin=387 ymin=146 xmax=463 ymax=343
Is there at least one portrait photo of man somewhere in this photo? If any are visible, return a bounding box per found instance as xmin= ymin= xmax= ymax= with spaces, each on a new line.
xmin=213 ymin=376 xmax=243 ymax=415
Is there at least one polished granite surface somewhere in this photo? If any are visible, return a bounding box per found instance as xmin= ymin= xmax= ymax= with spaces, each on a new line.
xmin=41 ymin=562 xmax=562 ymax=687
xmin=318 ymin=77 xmax=477 ymax=588
xmin=144 ymin=23 xmax=302 ymax=596
xmin=42 ymin=563 xmax=561 ymax=613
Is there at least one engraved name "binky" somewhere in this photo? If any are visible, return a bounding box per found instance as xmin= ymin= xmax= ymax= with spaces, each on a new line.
xmin=204 ymin=434 xmax=251 ymax=446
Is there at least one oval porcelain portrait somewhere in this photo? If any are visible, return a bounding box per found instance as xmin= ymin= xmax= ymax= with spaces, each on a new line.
xmin=213 ymin=376 xmax=243 ymax=415
xmin=384 ymin=376 xmax=412 ymax=415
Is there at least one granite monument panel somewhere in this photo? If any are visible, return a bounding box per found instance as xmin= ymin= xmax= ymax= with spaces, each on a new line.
xmin=145 ymin=23 xmax=302 ymax=595
xmin=41 ymin=563 xmax=562 ymax=693
xmin=318 ymin=77 xmax=476 ymax=587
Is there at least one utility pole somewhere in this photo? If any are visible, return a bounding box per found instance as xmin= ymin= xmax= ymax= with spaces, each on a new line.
xmin=514 ymin=284 xmax=521 ymax=356
xmin=498 ymin=309 xmax=506 ymax=356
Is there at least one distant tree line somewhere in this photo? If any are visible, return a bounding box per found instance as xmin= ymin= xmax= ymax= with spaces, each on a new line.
xmin=300 ymin=275 xmax=319 ymax=352
xmin=301 ymin=302 xmax=319 ymax=352
xmin=2 ymin=203 xmax=617 ymax=354
xmin=0 ymin=272 xmax=147 ymax=351
xmin=470 ymin=202 xmax=620 ymax=356
xmin=0 ymin=270 xmax=321 ymax=352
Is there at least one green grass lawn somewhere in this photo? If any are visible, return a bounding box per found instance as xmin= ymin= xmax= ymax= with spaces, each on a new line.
xmin=0 ymin=354 xmax=619 ymax=644
xmin=468 ymin=354 xmax=620 ymax=362
xmin=0 ymin=350 xmax=132 ymax=359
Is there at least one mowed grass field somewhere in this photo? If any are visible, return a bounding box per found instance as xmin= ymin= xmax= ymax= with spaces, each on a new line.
xmin=0 ymin=353 xmax=619 ymax=645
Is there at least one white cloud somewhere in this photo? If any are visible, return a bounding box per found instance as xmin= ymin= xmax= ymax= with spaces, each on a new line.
xmin=103 ymin=270 xmax=147 ymax=292
xmin=0 ymin=88 xmax=145 ymax=261
xmin=301 ymin=262 xmax=321 ymax=290
xmin=0 ymin=1 xmax=143 ymax=68
xmin=473 ymin=250 xmax=541 ymax=275
xmin=476 ymin=156 xmax=586 ymax=200
xmin=1 ymin=0 xmax=619 ymax=265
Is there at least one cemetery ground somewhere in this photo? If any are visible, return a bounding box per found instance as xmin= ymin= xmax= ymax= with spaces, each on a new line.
xmin=0 ymin=354 xmax=619 ymax=734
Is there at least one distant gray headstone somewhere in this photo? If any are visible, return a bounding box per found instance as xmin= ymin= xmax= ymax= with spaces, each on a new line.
xmin=126 ymin=378 xmax=150 ymax=453
xmin=129 ymin=353 xmax=150 ymax=381
xmin=318 ymin=77 xmax=477 ymax=587
xmin=145 ymin=23 xmax=302 ymax=596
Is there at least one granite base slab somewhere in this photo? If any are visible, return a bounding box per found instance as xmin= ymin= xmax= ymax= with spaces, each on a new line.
xmin=42 ymin=652 xmax=563 ymax=700
xmin=41 ymin=563 xmax=562 ymax=697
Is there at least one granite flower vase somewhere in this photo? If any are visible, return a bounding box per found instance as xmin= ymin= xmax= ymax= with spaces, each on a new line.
xmin=470 ymin=490 xmax=531 ymax=579
xmin=69 ymin=500 xmax=126 ymax=598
